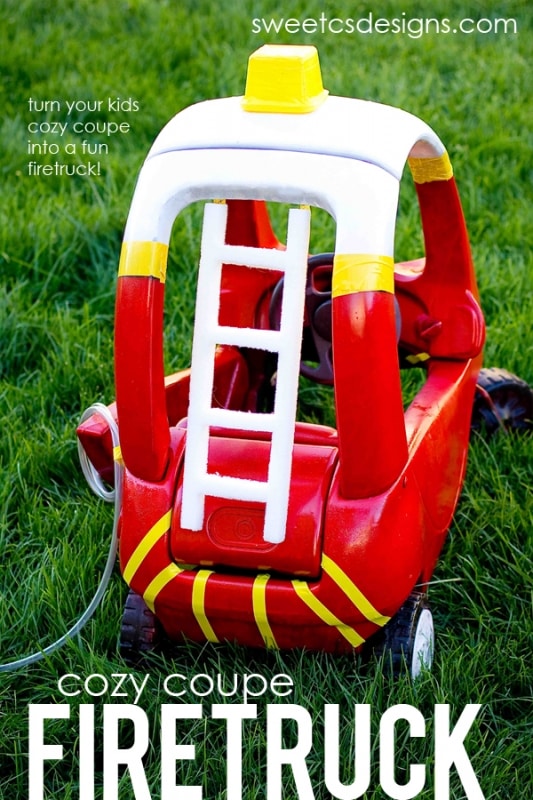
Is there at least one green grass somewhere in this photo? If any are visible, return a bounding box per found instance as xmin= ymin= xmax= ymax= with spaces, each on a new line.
xmin=1 ymin=1 xmax=532 ymax=798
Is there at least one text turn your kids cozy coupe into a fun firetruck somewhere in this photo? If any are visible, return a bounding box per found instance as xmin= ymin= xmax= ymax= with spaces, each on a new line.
xmin=77 ymin=45 xmax=533 ymax=679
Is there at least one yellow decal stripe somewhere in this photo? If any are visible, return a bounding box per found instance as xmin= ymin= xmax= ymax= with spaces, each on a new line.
xmin=143 ymin=563 xmax=183 ymax=612
xmin=252 ymin=575 xmax=278 ymax=649
xmin=123 ymin=510 xmax=172 ymax=585
xmin=292 ymin=580 xmax=365 ymax=648
xmin=118 ymin=241 xmax=169 ymax=282
xmin=113 ymin=445 xmax=124 ymax=466
xmin=192 ymin=570 xmax=219 ymax=643
xmin=405 ymin=352 xmax=431 ymax=365
xmin=408 ymin=152 xmax=453 ymax=184
xmin=332 ymin=254 xmax=394 ymax=297
xmin=321 ymin=554 xmax=391 ymax=627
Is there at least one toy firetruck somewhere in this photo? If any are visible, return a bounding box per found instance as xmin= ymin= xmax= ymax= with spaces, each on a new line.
xmin=77 ymin=45 xmax=532 ymax=678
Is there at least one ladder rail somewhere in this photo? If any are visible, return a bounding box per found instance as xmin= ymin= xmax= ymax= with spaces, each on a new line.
xmin=262 ymin=206 xmax=311 ymax=542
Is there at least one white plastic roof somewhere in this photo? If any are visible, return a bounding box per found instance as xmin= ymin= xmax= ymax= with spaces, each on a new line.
xmin=146 ymin=94 xmax=445 ymax=181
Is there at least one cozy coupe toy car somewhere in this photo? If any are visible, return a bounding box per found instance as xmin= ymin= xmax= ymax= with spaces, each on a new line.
xmin=77 ymin=45 xmax=532 ymax=677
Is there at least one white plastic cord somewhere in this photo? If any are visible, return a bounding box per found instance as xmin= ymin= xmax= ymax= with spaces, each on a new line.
xmin=0 ymin=403 xmax=122 ymax=672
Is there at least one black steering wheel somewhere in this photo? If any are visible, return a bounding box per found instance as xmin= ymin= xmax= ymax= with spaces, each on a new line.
xmin=269 ymin=253 xmax=334 ymax=385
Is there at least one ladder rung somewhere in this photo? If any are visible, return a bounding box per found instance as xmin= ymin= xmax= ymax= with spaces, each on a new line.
xmin=207 ymin=407 xmax=276 ymax=433
xmin=200 ymin=473 xmax=269 ymax=503
xmin=211 ymin=325 xmax=281 ymax=352
xmin=216 ymin=243 xmax=292 ymax=272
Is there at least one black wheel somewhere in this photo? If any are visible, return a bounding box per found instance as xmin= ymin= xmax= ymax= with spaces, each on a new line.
xmin=471 ymin=367 xmax=533 ymax=436
xmin=366 ymin=591 xmax=434 ymax=679
xmin=119 ymin=589 xmax=162 ymax=663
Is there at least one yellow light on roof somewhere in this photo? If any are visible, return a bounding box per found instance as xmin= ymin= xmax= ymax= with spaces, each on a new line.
xmin=242 ymin=44 xmax=328 ymax=114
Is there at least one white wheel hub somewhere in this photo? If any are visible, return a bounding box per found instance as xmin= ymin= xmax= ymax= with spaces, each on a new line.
xmin=411 ymin=608 xmax=434 ymax=679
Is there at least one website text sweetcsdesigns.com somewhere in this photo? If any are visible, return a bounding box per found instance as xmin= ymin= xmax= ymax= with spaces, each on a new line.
xmin=251 ymin=13 xmax=518 ymax=38
xmin=27 ymin=670 xmax=488 ymax=799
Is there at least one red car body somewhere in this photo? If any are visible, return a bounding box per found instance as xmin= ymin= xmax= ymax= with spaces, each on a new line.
xmin=77 ymin=46 xmax=485 ymax=661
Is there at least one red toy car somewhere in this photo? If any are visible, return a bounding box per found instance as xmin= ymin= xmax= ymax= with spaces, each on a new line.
xmin=77 ymin=45 xmax=532 ymax=677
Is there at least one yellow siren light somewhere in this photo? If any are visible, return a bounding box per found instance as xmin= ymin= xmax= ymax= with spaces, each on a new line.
xmin=242 ymin=44 xmax=329 ymax=114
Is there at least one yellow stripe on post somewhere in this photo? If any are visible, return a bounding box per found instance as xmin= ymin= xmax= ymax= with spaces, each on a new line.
xmin=321 ymin=554 xmax=391 ymax=627
xmin=192 ymin=570 xmax=219 ymax=643
xmin=122 ymin=510 xmax=173 ymax=585
xmin=332 ymin=254 xmax=394 ymax=297
xmin=252 ymin=574 xmax=278 ymax=649
xmin=143 ymin=563 xmax=183 ymax=612
xmin=408 ymin=152 xmax=453 ymax=184
xmin=292 ymin=580 xmax=365 ymax=648
xmin=118 ymin=241 xmax=169 ymax=282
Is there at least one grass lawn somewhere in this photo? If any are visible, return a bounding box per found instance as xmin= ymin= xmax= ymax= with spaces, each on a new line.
xmin=0 ymin=1 xmax=531 ymax=798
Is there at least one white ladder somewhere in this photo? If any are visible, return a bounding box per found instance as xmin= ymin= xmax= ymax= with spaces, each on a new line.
xmin=180 ymin=201 xmax=311 ymax=544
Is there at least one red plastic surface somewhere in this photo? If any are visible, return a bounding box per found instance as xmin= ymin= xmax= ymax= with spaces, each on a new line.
xmin=333 ymin=290 xmax=408 ymax=499
xmin=394 ymin=177 xmax=484 ymax=359
xmin=170 ymin=435 xmax=337 ymax=577
xmin=84 ymin=161 xmax=487 ymax=655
